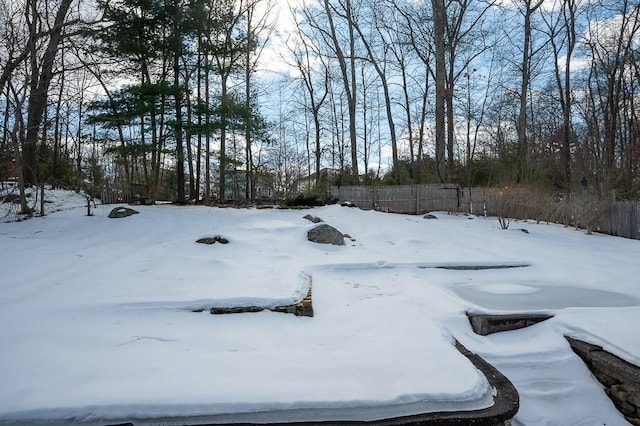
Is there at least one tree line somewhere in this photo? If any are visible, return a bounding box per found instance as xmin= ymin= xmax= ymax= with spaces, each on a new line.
xmin=1 ymin=0 xmax=639 ymax=213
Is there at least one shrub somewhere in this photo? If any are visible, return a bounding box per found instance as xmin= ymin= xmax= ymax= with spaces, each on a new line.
xmin=286 ymin=188 xmax=337 ymax=207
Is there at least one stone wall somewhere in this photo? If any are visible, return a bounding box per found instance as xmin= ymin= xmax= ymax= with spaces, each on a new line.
xmin=566 ymin=336 xmax=640 ymax=425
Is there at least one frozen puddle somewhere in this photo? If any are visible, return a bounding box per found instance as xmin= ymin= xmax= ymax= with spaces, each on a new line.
xmin=321 ymin=262 xmax=637 ymax=310
xmin=451 ymin=283 xmax=638 ymax=310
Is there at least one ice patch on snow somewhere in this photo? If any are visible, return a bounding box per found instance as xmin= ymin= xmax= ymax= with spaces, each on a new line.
xmin=452 ymin=284 xmax=638 ymax=310
xmin=478 ymin=283 xmax=540 ymax=295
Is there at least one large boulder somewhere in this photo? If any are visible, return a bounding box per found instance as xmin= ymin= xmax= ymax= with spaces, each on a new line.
xmin=108 ymin=206 xmax=140 ymax=219
xmin=307 ymin=224 xmax=345 ymax=246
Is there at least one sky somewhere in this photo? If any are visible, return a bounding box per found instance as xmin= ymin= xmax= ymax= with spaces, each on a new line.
xmin=0 ymin=187 xmax=638 ymax=424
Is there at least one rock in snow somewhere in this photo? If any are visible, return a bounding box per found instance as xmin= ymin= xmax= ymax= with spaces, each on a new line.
xmin=307 ymin=224 xmax=345 ymax=245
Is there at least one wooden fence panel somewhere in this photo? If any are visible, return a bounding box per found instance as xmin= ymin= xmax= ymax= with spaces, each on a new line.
xmin=329 ymin=185 xmax=462 ymax=214
xmin=100 ymin=178 xmax=132 ymax=205
xmin=598 ymin=202 xmax=640 ymax=239
xmin=328 ymin=185 xmax=640 ymax=240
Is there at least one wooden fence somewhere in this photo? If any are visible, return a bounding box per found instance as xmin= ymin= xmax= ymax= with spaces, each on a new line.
xmin=329 ymin=184 xmax=462 ymax=214
xmin=328 ymin=185 xmax=640 ymax=240
xmin=598 ymin=201 xmax=640 ymax=239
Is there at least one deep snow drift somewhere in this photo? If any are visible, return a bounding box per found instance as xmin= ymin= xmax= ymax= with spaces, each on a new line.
xmin=1 ymin=191 xmax=638 ymax=425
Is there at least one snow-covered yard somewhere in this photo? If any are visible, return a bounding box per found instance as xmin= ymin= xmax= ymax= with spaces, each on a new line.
xmin=1 ymin=191 xmax=639 ymax=425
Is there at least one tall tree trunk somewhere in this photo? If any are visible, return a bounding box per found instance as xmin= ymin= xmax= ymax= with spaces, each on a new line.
xmin=351 ymin=19 xmax=399 ymax=184
xmin=149 ymin=84 xmax=159 ymax=202
xmin=361 ymin=67 xmax=369 ymax=183
xmin=23 ymin=0 xmax=74 ymax=186
xmin=185 ymin=84 xmax=195 ymax=201
xmin=8 ymin=81 xmax=31 ymax=214
xmin=432 ymin=0 xmax=446 ymax=183
xmin=76 ymin=100 xmax=83 ymax=190
xmin=562 ymin=0 xmax=576 ymax=195
xmin=53 ymin=67 xmax=64 ymax=188
xmin=219 ymin=75 xmax=228 ymax=202
xmin=446 ymin=79 xmax=455 ymax=172
xmin=346 ymin=0 xmax=358 ymax=182
xmin=173 ymin=10 xmax=186 ymax=204
xmin=417 ymin=75 xmax=429 ymax=183
xmin=324 ymin=0 xmax=358 ymax=183
xmin=399 ymin=62 xmax=415 ymax=183
xmin=2 ymin=91 xmax=9 ymax=154
xmin=245 ymin=56 xmax=253 ymax=200
xmin=204 ymin=53 xmax=211 ymax=204
xmin=313 ymin=108 xmax=322 ymax=182
xmin=517 ymin=0 xmax=543 ymax=184
xmin=196 ymin=46 xmax=203 ymax=203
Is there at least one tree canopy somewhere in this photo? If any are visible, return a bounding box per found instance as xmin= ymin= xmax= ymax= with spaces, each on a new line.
xmin=1 ymin=0 xmax=640 ymax=208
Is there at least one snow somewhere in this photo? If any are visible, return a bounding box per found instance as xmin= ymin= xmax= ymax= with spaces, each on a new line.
xmin=1 ymin=190 xmax=639 ymax=425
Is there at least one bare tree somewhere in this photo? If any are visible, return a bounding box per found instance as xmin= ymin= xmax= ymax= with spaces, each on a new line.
xmin=541 ymin=0 xmax=579 ymax=195
xmin=243 ymin=0 xmax=276 ymax=200
xmin=0 ymin=0 xmax=89 ymax=212
xmin=432 ymin=0 xmax=447 ymax=182
xmin=383 ymin=8 xmax=418 ymax=181
xmin=289 ymin=7 xmax=330 ymax=186
xmin=7 ymin=77 xmax=30 ymax=214
xmin=515 ymin=0 xmax=545 ymax=184
xmin=392 ymin=0 xmax=435 ymax=181
xmin=209 ymin=0 xmax=248 ymax=201
xmin=349 ymin=3 xmax=400 ymax=183
xmin=323 ymin=0 xmax=359 ymax=182
xmin=443 ymin=0 xmax=496 ymax=173
xmin=581 ymin=0 xmax=640 ymax=195
xmin=23 ymin=0 xmax=79 ymax=187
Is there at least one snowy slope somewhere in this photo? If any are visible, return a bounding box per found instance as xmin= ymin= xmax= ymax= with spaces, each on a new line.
xmin=1 ymin=194 xmax=638 ymax=425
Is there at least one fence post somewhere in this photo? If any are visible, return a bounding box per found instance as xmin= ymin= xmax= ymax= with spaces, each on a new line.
xmin=39 ymin=185 xmax=45 ymax=216
xmin=631 ymin=203 xmax=638 ymax=239
xmin=370 ymin=187 xmax=375 ymax=211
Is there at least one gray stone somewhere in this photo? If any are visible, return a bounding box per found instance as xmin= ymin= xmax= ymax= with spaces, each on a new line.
xmin=196 ymin=236 xmax=229 ymax=245
xmin=595 ymin=371 xmax=619 ymax=388
xmin=108 ymin=206 xmax=139 ymax=218
xmin=627 ymin=417 xmax=640 ymax=426
xmin=467 ymin=312 xmax=553 ymax=336
xmin=566 ymin=336 xmax=640 ymax=422
xmin=623 ymin=383 xmax=640 ymax=395
xmin=303 ymin=214 xmax=323 ymax=223
xmin=620 ymin=401 xmax=637 ymax=417
xmin=611 ymin=384 xmax=630 ymax=405
xmin=307 ymin=224 xmax=345 ymax=245
xmin=590 ymin=351 xmax=640 ymax=384
xmin=423 ymin=213 xmax=438 ymax=219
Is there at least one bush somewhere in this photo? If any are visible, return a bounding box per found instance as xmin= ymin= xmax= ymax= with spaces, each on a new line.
xmin=285 ymin=188 xmax=337 ymax=207
xmin=286 ymin=193 xmax=325 ymax=207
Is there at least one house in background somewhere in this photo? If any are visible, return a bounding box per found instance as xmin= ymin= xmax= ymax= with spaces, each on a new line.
xmin=294 ymin=168 xmax=340 ymax=194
